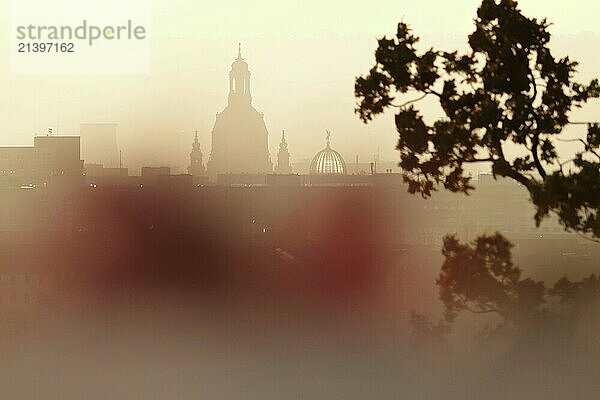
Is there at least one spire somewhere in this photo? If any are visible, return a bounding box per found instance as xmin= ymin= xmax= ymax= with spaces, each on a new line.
xmin=325 ymin=130 xmax=331 ymax=148
xmin=192 ymin=130 xmax=200 ymax=150
xmin=189 ymin=130 xmax=205 ymax=176
xmin=276 ymin=130 xmax=292 ymax=174
xmin=228 ymin=43 xmax=251 ymax=105
xmin=279 ymin=130 xmax=288 ymax=151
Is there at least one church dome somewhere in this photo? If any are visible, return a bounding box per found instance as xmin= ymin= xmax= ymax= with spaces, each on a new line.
xmin=309 ymin=132 xmax=346 ymax=175
xmin=231 ymin=57 xmax=248 ymax=71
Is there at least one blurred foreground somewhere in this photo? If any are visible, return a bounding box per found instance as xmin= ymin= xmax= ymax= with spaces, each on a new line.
xmin=1 ymin=181 xmax=599 ymax=398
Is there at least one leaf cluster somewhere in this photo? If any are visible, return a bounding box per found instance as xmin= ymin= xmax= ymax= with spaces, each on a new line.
xmin=355 ymin=0 xmax=600 ymax=236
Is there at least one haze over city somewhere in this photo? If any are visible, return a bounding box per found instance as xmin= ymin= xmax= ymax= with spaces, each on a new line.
xmin=2 ymin=0 xmax=600 ymax=172
xmin=2 ymin=1 xmax=600 ymax=398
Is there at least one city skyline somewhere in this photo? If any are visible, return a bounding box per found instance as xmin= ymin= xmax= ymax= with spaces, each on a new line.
xmin=2 ymin=1 xmax=600 ymax=397
xmin=1 ymin=44 xmax=405 ymax=176
xmin=3 ymin=0 xmax=600 ymax=174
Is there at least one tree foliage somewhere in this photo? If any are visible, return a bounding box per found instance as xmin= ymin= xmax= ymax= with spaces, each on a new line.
xmin=355 ymin=0 xmax=600 ymax=237
xmin=439 ymin=233 xmax=545 ymax=325
xmin=438 ymin=233 xmax=600 ymax=332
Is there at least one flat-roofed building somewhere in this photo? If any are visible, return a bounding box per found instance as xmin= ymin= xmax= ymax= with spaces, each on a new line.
xmin=0 ymin=136 xmax=83 ymax=188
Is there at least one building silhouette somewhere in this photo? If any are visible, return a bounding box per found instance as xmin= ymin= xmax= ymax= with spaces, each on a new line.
xmin=206 ymin=45 xmax=273 ymax=179
xmin=309 ymin=131 xmax=346 ymax=175
xmin=274 ymin=131 xmax=292 ymax=174
xmin=0 ymin=146 xmax=34 ymax=187
xmin=188 ymin=131 xmax=206 ymax=176
xmin=0 ymin=135 xmax=83 ymax=188
xmin=141 ymin=166 xmax=171 ymax=177
xmin=84 ymin=164 xmax=128 ymax=178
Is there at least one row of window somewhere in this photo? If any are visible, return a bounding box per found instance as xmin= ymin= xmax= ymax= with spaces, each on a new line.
xmin=0 ymin=274 xmax=45 ymax=285
xmin=0 ymin=292 xmax=37 ymax=305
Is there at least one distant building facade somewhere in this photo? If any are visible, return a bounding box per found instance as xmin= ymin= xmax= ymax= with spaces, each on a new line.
xmin=0 ymin=146 xmax=35 ymax=187
xmin=0 ymin=136 xmax=83 ymax=188
xmin=206 ymin=45 xmax=273 ymax=179
xmin=141 ymin=166 xmax=171 ymax=177
xmin=84 ymin=164 xmax=128 ymax=177
xmin=34 ymin=136 xmax=83 ymax=178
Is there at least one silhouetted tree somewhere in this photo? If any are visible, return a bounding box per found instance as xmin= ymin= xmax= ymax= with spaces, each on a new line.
xmin=438 ymin=234 xmax=545 ymax=329
xmin=355 ymin=0 xmax=600 ymax=238
xmin=435 ymin=233 xmax=600 ymax=336
xmin=549 ymin=274 xmax=600 ymax=313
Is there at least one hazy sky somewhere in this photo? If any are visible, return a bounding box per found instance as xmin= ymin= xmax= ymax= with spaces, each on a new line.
xmin=1 ymin=0 xmax=599 ymax=172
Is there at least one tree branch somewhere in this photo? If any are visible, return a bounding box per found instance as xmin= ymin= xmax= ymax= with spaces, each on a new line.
xmin=492 ymin=158 xmax=534 ymax=189
xmin=575 ymin=232 xmax=600 ymax=244
xmin=391 ymin=93 xmax=428 ymax=108
xmin=528 ymin=71 xmax=547 ymax=179
xmin=463 ymin=304 xmax=502 ymax=315
xmin=557 ymin=138 xmax=600 ymax=160
xmin=463 ymin=157 xmax=494 ymax=163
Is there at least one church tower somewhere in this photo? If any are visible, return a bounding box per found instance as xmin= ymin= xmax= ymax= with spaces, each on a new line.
xmin=275 ymin=130 xmax=292 ymax=174
xmin=188 ymin=130 xmax=206 ymax=176
xmin=228 ymin=44 xmax=251 ymax=106
xmin=207 ymin=44 xmax=273 ymax=179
